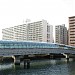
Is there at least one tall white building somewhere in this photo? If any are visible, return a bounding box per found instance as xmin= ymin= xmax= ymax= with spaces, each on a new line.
xmin=2 ymin=20 xmax=53 ymax=43
xmin=2 ymin=27 xmax=14 ymax=40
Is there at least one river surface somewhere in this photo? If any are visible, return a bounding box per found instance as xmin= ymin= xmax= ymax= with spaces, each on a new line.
xmin=0 ymin=59 xmax=75 ymax=75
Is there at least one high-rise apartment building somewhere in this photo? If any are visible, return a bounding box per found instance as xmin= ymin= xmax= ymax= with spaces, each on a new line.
xmin=69 ymin=16 xmax=75 ymax=46
xmin=2 ymin=27 xmax=14 ymax=40
xmin=2 ymin=20 xmax=53 ymax=43
xmin=55 ymin=24 xmax=67 ymax=45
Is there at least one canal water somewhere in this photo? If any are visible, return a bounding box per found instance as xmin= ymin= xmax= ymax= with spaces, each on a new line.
xmin=0 ymin=59 xmax=75 ymax=75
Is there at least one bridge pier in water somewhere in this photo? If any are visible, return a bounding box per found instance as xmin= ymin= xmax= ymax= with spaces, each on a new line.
xmin=0 ymin=56 xmax=3 ymax=62
xmin=63 ymin=54 xmax=70 ymax=62
xmin=13 ymin=55 xmax=30 ymax=69
xmin=66 ymin=55 xmax=69 ymax=62
xmin=12 ymin=55 xmax=20 ymax=65
xmin=24 ymin=59 xmax=30 ymax=69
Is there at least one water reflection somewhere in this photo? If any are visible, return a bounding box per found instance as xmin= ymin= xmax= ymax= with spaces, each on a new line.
xmin=0 ymin=59 xmax=75 ymax=75
xmin=0 ymin=63 xmax=13 ymax=70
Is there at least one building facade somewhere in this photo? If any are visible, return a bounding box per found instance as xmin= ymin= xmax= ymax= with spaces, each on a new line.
xmin=2 ymin=27 xmax=14 ymax=40
xmin=69 ymin=16 xmax=75 ymax=46
xmin=55 ymin=24 xmax=67 ymax=45
xmin=2 ymin=20 xmax=53 ymax=43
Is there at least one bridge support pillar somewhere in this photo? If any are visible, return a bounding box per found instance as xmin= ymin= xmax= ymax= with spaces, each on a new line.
xmin=24 ymin=59 xmax=30 ymax=69
xmin=12 ymin=55 xmax=21 ymax=66
xmin=66 ymin=55 xmax=69 ymax=62
xmin=12 ymin=55 xmax=30 ymax=69
xmin=49 ymin=54 xmax=54 ymax=59
xmin=0 ymin=56 xmax=3 ymax=62
xmin=63 ymin=54 xmax=70 ymax=62
xmin=14 ymin=57 xmax=20 ymax=65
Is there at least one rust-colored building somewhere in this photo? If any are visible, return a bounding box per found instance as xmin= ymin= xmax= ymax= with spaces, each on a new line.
xmin=69 ymin=16 xmax=75 ymax=46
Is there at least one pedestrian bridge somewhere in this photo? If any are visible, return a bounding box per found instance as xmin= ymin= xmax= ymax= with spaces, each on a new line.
xmin=0 ymin=40 xmax=75 ymax=56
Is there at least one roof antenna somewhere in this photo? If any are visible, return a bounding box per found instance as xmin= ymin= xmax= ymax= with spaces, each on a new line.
xmin=26 ymin=19 xmax=31 ymax=24
xmin=23 ymin=19 xmax=31 ymax=24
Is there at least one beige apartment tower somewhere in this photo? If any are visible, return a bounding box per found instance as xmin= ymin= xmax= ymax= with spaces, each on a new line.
xmin=69 ymin=16 xmax=75 ymax=46
xmin=55 ymin=24 xmax=67 ymax=45
xmin=2 ymin=20 xmax=53 ymax=43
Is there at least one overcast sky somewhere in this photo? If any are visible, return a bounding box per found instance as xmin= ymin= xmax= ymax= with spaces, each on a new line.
xmin=0 ymin=0 xmax=75 ymax=39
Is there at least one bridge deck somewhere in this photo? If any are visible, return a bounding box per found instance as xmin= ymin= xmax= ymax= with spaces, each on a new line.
xmin=0 ymin=48 xmax=75 ymax=56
